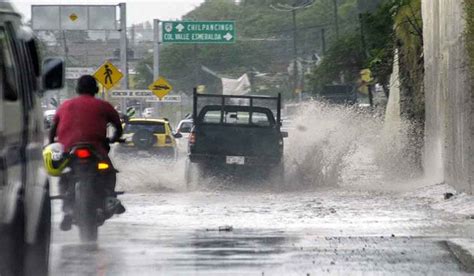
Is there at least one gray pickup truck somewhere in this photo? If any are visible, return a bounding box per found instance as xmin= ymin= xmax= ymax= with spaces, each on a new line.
xmin=185 ymin=91 xmax=287 ymax=186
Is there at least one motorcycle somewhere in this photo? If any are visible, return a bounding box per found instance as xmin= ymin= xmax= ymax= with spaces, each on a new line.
xmin=49 ymin=142 xmax=124 ymax=242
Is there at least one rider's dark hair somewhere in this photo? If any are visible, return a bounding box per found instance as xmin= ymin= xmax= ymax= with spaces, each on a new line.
xmin=76 ymin=75 xmax=99 ymax=95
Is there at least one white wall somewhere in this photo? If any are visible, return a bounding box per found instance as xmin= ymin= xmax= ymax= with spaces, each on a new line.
xmin=422 ymin=0 xmax=473 ymax=194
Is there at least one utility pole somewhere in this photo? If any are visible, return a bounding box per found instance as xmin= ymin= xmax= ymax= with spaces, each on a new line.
xmin=194 ymin=44 xmax=200 ymax=87
xmin=131 ymin=24 xmax=136 ymax=48
xmin=291 ymin=9 xmax=301 ymax=102
xmin=321 ymin=28 xmax=326 ymax=55
xmin=119 ymin=3 xmax=128 ymax=113
xmin=270 ymin=0 xmax=315 ymax=102
xmin=358 ymin=11 xmax=373 ymax=107
xmin=61 ymin=30 xmax=68 ymax=100
xmin=153 ymin=19 xmax=160 ymax=117
xmin=153 ymin=19 xmax=160 ymax=80
xmin=333 ymin=0 xmax=339 ymax=39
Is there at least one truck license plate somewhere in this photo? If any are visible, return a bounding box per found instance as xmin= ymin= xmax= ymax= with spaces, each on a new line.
xmin=226 ymin=156 xmax=245 ymax=165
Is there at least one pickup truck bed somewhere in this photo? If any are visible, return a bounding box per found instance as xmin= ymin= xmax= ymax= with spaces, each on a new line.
xmin=186 ymin=92 xmax=286 ymax=183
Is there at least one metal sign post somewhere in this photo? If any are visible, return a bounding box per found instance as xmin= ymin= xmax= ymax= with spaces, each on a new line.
xmin=119 ymin=3 xmax=128 ymax=114
xmin=31 ymin=4 xmax=120 ymax=104
xmin=153 ymin=19 xmax=160 ymax=80
xmin=153 ymin=19 xmax=161 ymax=117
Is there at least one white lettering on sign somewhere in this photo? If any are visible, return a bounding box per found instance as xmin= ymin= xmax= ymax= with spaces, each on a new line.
xmin=66 ymin=67 xmax=94 ymax=79
xmin=146 ymin=95 xmax=182 ymax=103
xmin=111 ymin=90 xmax=181 ymax=103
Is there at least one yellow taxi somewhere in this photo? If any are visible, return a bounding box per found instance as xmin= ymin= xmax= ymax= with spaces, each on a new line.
xmin=116 ymin=118 xmax=181 ymax=157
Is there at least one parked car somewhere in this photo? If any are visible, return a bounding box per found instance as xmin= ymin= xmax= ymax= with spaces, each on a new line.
xmin=0 ymin=3 xmax=64 ymax=275
xmin=175 ymin=118 xmax=193 ymax=153
xmin=115 ymin=118 xmax=181 ymax=158
xmin=43 ymin=109 xmax=56 ymax=129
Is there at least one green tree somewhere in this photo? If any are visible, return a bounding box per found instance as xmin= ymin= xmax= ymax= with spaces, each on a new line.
xmin=134 ymin=0 xmax=366 ymax=96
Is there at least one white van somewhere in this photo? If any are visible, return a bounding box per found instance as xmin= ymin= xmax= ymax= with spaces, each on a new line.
xmin=0 ymin=3 xmax=64 ymax=275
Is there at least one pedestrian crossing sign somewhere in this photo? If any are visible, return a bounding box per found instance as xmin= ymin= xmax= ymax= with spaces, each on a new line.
xmin=93 ymin=61 xmax=123 ymax=90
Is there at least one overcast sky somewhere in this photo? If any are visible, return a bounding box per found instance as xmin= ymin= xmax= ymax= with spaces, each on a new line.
xmin=12 ymin=0 xmax=205 ymax=25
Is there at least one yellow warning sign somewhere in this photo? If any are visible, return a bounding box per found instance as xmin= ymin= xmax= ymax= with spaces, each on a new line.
xmin=69 ymin=13 xmax=78 ymax=22
xmin=93 ymin=61 xmax=123 ymax=90
xmin=360 ymin=69 xmax=373 ymax=83
xmin=148 ymin=77 xmax=173 ymax=100
xmin=358 ymin=68 xmax=374 ymax=95
xmin=196 ymin=85 xmax=206 ymax=94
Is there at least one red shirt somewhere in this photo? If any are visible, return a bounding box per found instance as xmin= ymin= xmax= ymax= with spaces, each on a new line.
xmin=54 ymin=95 xmax=122 ymax=156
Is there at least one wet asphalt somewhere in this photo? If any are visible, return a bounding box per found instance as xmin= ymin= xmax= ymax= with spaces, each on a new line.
xmin=50 ymin=188 xmax=474 ymax=275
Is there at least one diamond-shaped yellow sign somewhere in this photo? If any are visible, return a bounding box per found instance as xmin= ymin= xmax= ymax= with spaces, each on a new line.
xmin=69 ymin=13 xmax=78 ymax=22
xmin=148 ymin=77 xmax=173 ymax=100
xmin=93 ymin=61 xmax=123 ymax=90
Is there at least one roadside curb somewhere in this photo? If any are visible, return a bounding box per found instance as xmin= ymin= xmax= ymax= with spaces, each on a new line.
xmin=446 ymin=239 xmax=474 ymax=272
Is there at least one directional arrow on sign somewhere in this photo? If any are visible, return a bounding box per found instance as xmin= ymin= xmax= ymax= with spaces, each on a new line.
xmin=161 ymin=21 xmax=236 ymax=44
xmin=176 ymin=24 xmax=185 ymax=32
xmin=223 ymin=32 xmax=233 ymax=41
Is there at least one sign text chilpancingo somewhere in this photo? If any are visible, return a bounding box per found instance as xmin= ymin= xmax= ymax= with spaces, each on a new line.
xmin=162 ymin=21 xmax=236 ymax=44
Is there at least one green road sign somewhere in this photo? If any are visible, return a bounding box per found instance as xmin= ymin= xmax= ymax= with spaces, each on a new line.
xmin=162 ymin=21 xmax=236 ymax=44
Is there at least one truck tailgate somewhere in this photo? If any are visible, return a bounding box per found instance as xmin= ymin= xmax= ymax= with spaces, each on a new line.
xmin=194 ymin=125 xmax=281 ymax=157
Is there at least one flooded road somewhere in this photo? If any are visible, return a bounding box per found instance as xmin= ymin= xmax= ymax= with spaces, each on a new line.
xmin=49 ymin=103 xmax=474 ymax=275
xmin=50 ymin=189 xmax=474 ymax=275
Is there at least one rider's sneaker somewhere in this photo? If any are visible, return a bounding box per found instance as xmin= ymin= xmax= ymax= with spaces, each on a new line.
xmin=105 ymin=197 xmax=126 ymax=215
xmin=115 ymin=203 xmax=126 ymax=214
xmin=60 ymin=214 xmax=72 ymax=231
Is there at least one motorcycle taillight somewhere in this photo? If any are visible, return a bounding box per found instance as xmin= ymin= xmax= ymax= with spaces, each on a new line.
xmin=75 ymin=148 xmax=91 ymax=159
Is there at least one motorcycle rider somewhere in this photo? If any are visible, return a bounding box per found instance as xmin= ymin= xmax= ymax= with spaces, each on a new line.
xmin=49 ymin=75 xmax=125 ymax=231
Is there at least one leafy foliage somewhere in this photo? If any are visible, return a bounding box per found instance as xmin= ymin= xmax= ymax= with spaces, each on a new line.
xmin=134 ymin=0 xmax=362 ymax=96
xmin=464 ymin=0 xmax=474 ymax=83
xmin=393 ymin=0 xmax=424 ymax=121
xmin=309 ymin=0 xmax=395 ymax=93
xmin=308 ymin=33 xmax=364 ymax=92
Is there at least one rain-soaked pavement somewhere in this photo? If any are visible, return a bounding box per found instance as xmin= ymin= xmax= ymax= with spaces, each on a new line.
xmin=50 ymin=103 xmax=474 ymax=275
xmin=50 ymin=188 xmax=474 ymax=275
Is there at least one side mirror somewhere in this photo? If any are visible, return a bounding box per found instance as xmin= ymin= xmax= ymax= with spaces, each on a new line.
xmin=281 ymin=131 xmax=288 ymax=138
xmin=42 ymin=57 xmax=64 ymax=90
xmin=174 ymin=132 xmax=183 ymax=139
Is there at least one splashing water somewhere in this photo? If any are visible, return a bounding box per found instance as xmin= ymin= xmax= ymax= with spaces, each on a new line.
xmin=111 ymin=151 xmax=187 ymax=193
xmin=285 ymin=101 xmax=382 ymax=188
xmin=110 ymin=101 xmax=422 ymax=193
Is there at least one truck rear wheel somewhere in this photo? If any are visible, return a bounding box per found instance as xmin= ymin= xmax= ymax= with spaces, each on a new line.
xmin=268 ymin=162 xmax=285 ymax=190
xmin=185 ymin=159 xmax=202 ymax=190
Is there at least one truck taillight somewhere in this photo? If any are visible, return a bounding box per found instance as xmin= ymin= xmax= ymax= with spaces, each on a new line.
xmin=189 ymin=131 xmax=196 ymax=145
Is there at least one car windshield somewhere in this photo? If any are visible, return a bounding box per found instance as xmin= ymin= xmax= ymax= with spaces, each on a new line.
xmin=125 ymin=122 xmax=165 ymax=134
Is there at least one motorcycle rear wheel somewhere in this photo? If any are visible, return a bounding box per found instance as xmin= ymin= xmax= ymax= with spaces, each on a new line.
xmin=75 ymin=181 xmax=98 ymax=242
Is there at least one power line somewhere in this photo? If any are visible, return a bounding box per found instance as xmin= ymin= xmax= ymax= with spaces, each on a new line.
xmin=270 ymin=0 xmax=316 ymax=12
